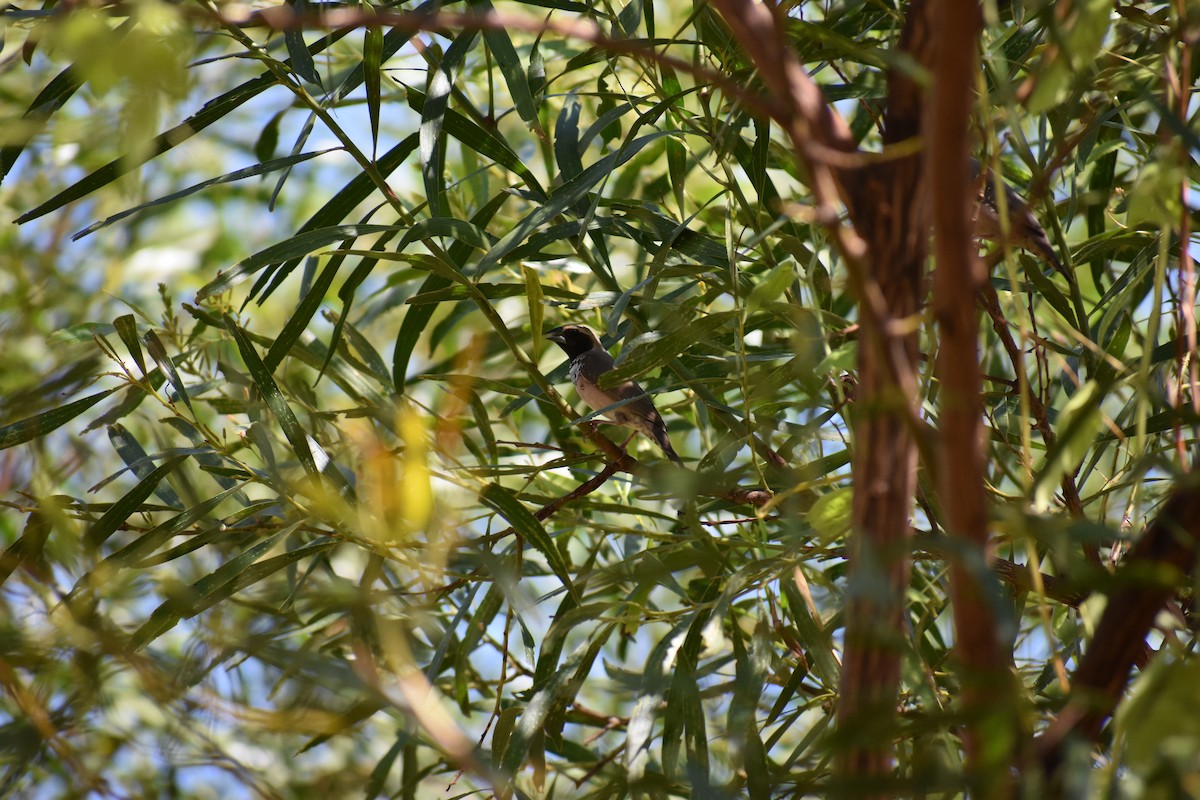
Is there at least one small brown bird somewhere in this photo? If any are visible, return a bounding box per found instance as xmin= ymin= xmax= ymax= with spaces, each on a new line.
xmin=545 ymin=324 xmax=683 ymax=464
xmin=970 ymin=158 xmax=1065 ymax=276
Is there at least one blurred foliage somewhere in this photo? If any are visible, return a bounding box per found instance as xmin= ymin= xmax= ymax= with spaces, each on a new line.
xmin=0 ymin=0 xmax=1197 ymax=797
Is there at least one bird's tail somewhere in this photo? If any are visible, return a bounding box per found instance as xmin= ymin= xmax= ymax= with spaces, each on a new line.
xmin=652 ymin=420 xmax=683 ymax=465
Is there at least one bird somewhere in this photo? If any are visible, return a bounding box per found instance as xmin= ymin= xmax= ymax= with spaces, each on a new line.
xmin=970 ymin=158 xmax=1065 ymax=276
xmin=544 ymin=324 xmax=683 ymax=464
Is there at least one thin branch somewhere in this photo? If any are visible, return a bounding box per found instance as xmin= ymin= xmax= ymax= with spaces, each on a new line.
xmin=980 ymin=279 xmax=1096 ymax=563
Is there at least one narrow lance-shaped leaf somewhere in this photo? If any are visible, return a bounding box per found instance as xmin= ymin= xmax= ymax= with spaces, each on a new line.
xmin=224 ymin=315 xmax=319 ymax=480
xmin=523 ymin=265 xmax=544 ymax=353
xmin=248 ymin=134 xmax=419 ymax=306
xmin=105 ymin=485 xmax=243 ymax=567
xmin=0 ymin=508 xmax=53 ymax=588
xmin=314 ymin=229 xmax=399 ymax=386
xmin=600 ymin=311 xmax=738 ymax=388
xmin=196 ymin=224 xmax=399 ymax=301
xmin=16 ymin=29 xmax=353 ymax=224
xmin=85 ymin=455 xmax=190 ymax=550
xmin=143 ymin=330 xmax=193 ymax=415
xmin=0 ymin=61 xmax=84 ymax=183
xmin=107 ymin=424 xmax=184 ymax=510
xmin=0 ymin=15 xmax=137 ymax=181
xmin=127 ymin=524 xmax=313 ymax=651
xmin=254 ymin=110 xmax=283 ymax=163
xmin=113 ymin=315 xmax=146 ymax=375
xmin=476 ymin=129 xmax=688 ymax=274
xmin=481 ymin=484 xmax=576 ymax=601
xmin=364 ymin=25 xmax=384 ymax=153
xmin=0 ymin=388 xmax=118 ymax=450
xmin=264 ymin=245 xmax=351 ymax=373
xmin=332 ymin=315 xmax=393 ymax=392
xmin=422 ymin=32 xmax=478 ymax=218
xmin=285 ymin=0 xmax=323 ymax=87
xmin=499 ymin=640 xmax=591 ymax=781
xmin=467 ymin=0 xmax=540 ymax=129
xmin=627 ymin=620 xmax=690 ymax=783
xmin=73 ymin=149 xmax=340 ymax=240
xmin=392 ymin=191 xmax=508 ymax=387
xmin=554 ymin=92 xmax=585 ymax=184
xmin=269 ymin=112 xmax=317 ymax=212
xmin=365 ymin=737 xmax=405 ymax=799
xmin=404 ymin=84 xmax=544 ymax=198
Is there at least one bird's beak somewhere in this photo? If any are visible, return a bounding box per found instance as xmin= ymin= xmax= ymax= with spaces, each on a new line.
xmin=545 ymin=327 xmax=565 ymax=345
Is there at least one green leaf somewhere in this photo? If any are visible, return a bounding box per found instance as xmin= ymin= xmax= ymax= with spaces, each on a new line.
xmin=254 ymin=110 xmax=283 ymax=163
xmin=142 ymin=330 xmax=193 ymax=415
xmin=285 ymin=0 xmax=322 ymax=86
xmin=523 ymin=265 xmax=544 ymax=350
xmin=1034 ymin=380 xmax=1105 ymax=509
xmin=107 ymin=424 xmax=183 ymax=510
xmin=554 ymin=92 xmax=585 ymax=183
xmin=1028 ymin=0 xmax=1115 ymax=113
xmin=599 ymin=311 xmax=737 ymax=388
xmin=106 ymin=485 xmax=243 ymax=567
xmin=364 ymin=736 xmax=404 ymax=799
xmin=476 ymin=130 xmax=687 ymax=274
xmin=364 ymin=27 xmax=383 ymax=150
xmin=1116 ymin=658 xmax=1200 ymax=773
xmin=404 ymin=282 xmax=575 ymax=306
xmin=128 ymin=524 xmax=322 ymax=651
xmin=747 ymin=264 xmax=796 ymax=311
xmin=16 ymin=28 xmax=354 ymax=224
xmin=196 ymin=224 xmax=398 ymax=300
xmin=421 ymin=32 xmax=478 ymax=218
xmin=0 ymin=63 xmax=83 ymax=184
xmin=617 ymin=0 xmax=643 ymax=35
xmin=0 ymin=388 xmax=117 ymax=450
xmin=1094 ymin=311 xmax=1132 ymax=387
xmin=1127 ymin=158 xmax=1184 ymax=228
xmin=313 ymin=229 xmax=400 ymax=387
xmin=807 ymin=487 xmax=852 ymax=544
xmin=263 ymin=241 xmax=353 ymax=374
xmin=781 ymin=572 xmax=839 ymax=686
xmin=468 ymin=0 xmax=539 ymax=129
xmin=404 ymin=84 xmax=544 ymax=198
xmin=627 ymin=619 xmax=690 ymax=783
xmin=73 ymin=149 xmax=338 ymax=240
xmin=392 ymin=191 xmax=508 ymax=386
xmin=85 ymin=455 xmax=189 ymax=549
xmin=113 ymin=314 xmax=145 ymax=375
xmin=481 ymin=484 xmax=576 ymax=600
xmin=0 ymin=506 xmax=54 ymax=587
xmin=224 ymin=315 xmax=319 ymax=480
xmin=250 ymin=134 xmax=419 ymax=306
xmin=498 ymin=639 xmax=591 ymax=780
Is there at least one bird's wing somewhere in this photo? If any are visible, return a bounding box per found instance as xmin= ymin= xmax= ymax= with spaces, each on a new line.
xmin=574 ymin=351 xmax=662 ymax=423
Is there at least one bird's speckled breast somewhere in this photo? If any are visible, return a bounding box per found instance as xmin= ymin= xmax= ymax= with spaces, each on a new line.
xmin=570 ymin=350 xmax=620 ymax=418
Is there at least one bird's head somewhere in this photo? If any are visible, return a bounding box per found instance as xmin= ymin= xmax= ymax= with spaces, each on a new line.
xmin=545 ymin=325 xmax=604 ymax=358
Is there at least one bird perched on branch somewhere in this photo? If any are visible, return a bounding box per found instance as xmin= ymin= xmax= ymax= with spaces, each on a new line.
xmin=545 ymin=324 xmax=683 ymax=464
xmin=970 ymin=158 xmax=1065 ymax=276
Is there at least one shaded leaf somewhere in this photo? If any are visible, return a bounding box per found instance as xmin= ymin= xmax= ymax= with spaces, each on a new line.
xmin=481 ymin=484 xmax=575 ymax=599
xmin=0 ymin=388 xmax=118 ymax=450
xmin=85 ymin=455 xmax=189 ymax=550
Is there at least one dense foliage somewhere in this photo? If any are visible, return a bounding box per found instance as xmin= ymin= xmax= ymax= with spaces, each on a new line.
xmin=1 ymin=0 xmax=1197 ymax=797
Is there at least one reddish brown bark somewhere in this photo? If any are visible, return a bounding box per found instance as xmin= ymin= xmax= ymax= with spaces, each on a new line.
xmin=708 ymin=0 xmax=937 ymax=784
xmin=927 ymin=2 xmax=1019 ymax=794
xmin=1038 ymin=486 xmax=1200 ymax=775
